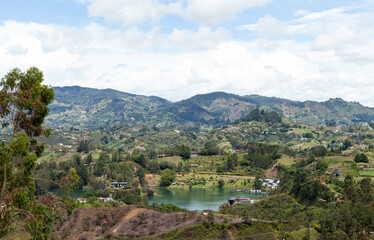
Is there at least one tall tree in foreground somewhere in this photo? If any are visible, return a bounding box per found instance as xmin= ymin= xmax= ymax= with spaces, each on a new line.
xmin=0 ymin=67 xmax=54 ymax=238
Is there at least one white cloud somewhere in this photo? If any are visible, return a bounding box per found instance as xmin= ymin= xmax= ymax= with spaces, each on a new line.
xmin=7 ymin=45 xmax=28 ymax=55
xmin=122 ymin=26 xmax=230 ymax=51
xmin=85 ymin=0 xmax=182 ymax=26
xmin=2 ymin=1 xmax=374 ymax=108
xmin=183 ymin=0 xmax=272 ymax=26
xmin=250 ymin=15 xmax=284 ymax=38
xmin=82 ymin=0 xmax=271 ymax=27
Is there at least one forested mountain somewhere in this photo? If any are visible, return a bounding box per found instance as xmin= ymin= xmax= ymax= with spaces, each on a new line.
xmin=46 ymin=86 xmax=374 ymax=129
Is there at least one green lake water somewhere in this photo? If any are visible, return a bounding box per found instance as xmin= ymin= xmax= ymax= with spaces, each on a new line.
xmin=148 ymin=188 xmax=266 ymax=211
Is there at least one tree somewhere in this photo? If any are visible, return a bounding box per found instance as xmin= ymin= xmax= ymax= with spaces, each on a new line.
xmin=160 ymin=169 xmax=176 ymax=187
xmin=180 ymin=145 xmax=191 ymax=160
xmin=354 ymin=153 xmax=369 ymax=163
xmin=77 ymin=140 xmax=89 ymax=153
xmin=218 ymin=179 xmax=225 ymax=188
xmin=254 ymin=176 xmax=262 ymax=190
xmin=200 ymin=141 xmax=220 ymax=156
xmin=316 ymin=160 xmax=329 ymax=174
xmin=60 ymin=168 xmax=80 ymax=197
xmin=0 ymin=67 xmax=54 ymax=237
xmin=76 ymin=165 xmax=89 ymax=187
xmin=341 ymin=139 xmax=352 ymax=150
xmin=360 ymin=178 xmax=373 ymax=204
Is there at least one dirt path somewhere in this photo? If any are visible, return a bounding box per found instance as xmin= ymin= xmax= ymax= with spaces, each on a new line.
xmin=111 ymin=208 xmax=146 ymax=233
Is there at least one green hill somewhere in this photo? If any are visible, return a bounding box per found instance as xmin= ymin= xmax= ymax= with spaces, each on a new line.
xmin=45 ymin=86 xmax=374 ymax=129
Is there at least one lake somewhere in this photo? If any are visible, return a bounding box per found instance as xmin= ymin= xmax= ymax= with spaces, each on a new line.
xmin=148 ymin=188 xmax=266 ymax=211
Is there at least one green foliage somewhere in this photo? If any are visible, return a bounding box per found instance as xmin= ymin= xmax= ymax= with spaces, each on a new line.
xmin=159 ymin=221 xmax=299 ymax=240
xmin=160 ymin=169 xmax=176 ymax=187
xmin=360 ymin=178 xmax=373 ymax=204
xmin=60 ymin=168 xmax=80 ymax=196
xmin=319 ymin=203 xmax=374 ymax=239
xmin=311 ymin=146 xmax=328 ymax=157
xmin=200 ymin=141 xmax=220 ymax=156
xmin=220 ymin=194 xmax=316 ymax=224
xmin=77 ymin=140 xmax=89 ymax=153
xmin=218 ymin=179 xmax=224 ymax=188
xmin=354 ymin=153 xmax=368 ymax=163
xmin=241 ymin=108 xmax=282 ymax=124
xmin=26 ymin=203 xmax=53 ymax=240
xmin=47 ymin=86 xmax=374 ymax=129
xmin=243 ymin=142 xmax=281 ymax=169
xmin=180 ymin=145 xmax=191 ymax=160
xmin=341 ymin=139 xmax=352 ymax=150
xmin=113 ymin=189 xmax=144 ymax=205
xmin=0 ymin=67 xmax=54 ymax=137
xmin=253 ymin=176 xmax=262 ymax=190
xmin=149 ymin=203 xmax=188 ymax=213
xmin=316 ymin=160 xmax=329 ymax=174
xmin=0 ymin=67 xmax=54 ymax=239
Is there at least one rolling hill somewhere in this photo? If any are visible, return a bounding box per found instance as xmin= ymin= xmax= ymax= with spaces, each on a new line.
xmin=45 ymin=86 xmax=374 ymax=129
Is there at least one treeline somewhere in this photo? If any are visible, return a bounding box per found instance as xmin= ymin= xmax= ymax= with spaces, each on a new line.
xmin=242 ymin=142 xmax=282 ymax=169
xmin=221 ymin=156 xmax=374 ymax=239
xmin=240 ymin=108 xmax=282 ymax=124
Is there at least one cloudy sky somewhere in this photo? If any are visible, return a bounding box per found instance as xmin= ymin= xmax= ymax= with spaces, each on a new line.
xmin=1 ymin=0 xmax=374 ymax=106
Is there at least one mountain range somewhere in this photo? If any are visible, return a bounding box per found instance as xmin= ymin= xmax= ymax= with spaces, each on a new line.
xmin=46 ymin=86 xmax=374 ymax=129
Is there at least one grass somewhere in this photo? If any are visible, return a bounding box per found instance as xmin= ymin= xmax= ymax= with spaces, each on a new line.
xmin=156 ymin=156 xmax=183 ymax=165
xmin=1 ymin=220 xmax=31 ymax=240
xmin=168 ymin=173 xmax=254 ymax=189
xmin=291 ymin=228 xmax=319 ymax=240
xmin=277 ymin=155 xmax=296 ymax=166
xmin=301 ymin=140 xmax=320 ymax=149
xmin=358 ymin=170 xmax=374 ymax=177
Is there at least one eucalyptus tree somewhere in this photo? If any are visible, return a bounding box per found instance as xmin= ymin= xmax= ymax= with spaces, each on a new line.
xmin=0 ymin=67 xmax=54 ymax=238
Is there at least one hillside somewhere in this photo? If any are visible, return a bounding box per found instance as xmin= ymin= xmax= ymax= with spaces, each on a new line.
xmin=48 ymin=86 xmax=170 ymax=129
xmin=46 ymin=86 xmax=374 ymax=129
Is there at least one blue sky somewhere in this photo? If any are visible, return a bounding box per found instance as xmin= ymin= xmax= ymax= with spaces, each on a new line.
xmin=1 ymin=0 xmax=374 ymax=106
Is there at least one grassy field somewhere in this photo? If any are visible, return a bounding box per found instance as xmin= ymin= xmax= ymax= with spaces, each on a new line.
xmin=291 ymin=228 xmax=319 ymax=240
xmin=358 ymin=170 xmax=374 ymax=177
xmin=156 ymin=156 xmax=184 ymax=165
xmin=277 ymin=155 xmax=296 ymax=166
xmin=168 ymin=173 xmax=254 ymax=189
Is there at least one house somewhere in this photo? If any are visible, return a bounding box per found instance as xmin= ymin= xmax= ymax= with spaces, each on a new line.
xmin=228 ymin=197 xmax=237 ymax=205
xmin=228 ymin=197 xmax=255 ymax=206
xmin=110 ymin=182 xmax=128 ymax=188
xmin=118 ymin=182 xmax=127 ymax=188
xmin=190 ymin=164 xmax=199 ymax=168
xmin=202 ymin=210 xmax=213 ymax=216
xmin=77 ymin=198 xmax=87 ymax=204
xmin=98 ymin=197 xmax=113 ymax=203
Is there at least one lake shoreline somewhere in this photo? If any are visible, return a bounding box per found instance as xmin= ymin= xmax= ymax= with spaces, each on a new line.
xmin=147 ymin=187 xmax=267 ymax=211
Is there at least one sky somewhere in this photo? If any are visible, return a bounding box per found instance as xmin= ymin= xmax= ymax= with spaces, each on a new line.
xmin=0 ymin=0 xmax=374 ymax=106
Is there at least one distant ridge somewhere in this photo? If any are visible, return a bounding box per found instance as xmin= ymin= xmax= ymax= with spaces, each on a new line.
xmin=46 ymin=86 xmax=374 ymax=129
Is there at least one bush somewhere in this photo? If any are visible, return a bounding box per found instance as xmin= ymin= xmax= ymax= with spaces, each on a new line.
xmin=354 ymin=153 xmax=368 ymax=163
